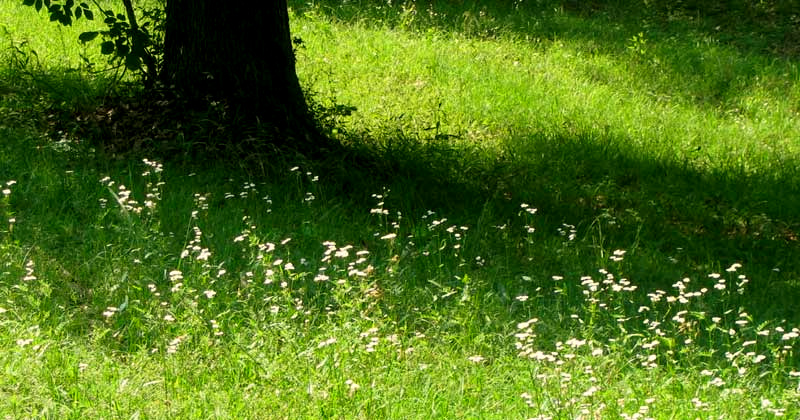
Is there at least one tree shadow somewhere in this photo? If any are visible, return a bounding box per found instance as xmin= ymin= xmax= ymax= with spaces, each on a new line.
xmin=4 ymin=15 xmax=800 ymax=363
xmin=299 ymin=118 xmax=800 ymax=324
xmin=10 ymin=62 xmax=797 ymax=324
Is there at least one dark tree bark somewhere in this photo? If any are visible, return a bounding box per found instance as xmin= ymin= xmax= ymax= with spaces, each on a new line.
xmin=161 ymin=0 xmax=318 ymax=146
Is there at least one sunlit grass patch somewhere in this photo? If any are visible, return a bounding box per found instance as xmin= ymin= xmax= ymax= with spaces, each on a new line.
xmin=1 ymin=154 xmax=797 ymax=417
xmin=291 ymin=2 xmax=800 ymax=290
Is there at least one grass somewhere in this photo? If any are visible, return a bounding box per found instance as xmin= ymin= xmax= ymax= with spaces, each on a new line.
xmin=1 ymin=0 xmax=800 ymax=418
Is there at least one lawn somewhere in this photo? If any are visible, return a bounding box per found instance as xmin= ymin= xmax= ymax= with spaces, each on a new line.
xmin=1 ymin=0 xmax=799 ymax=418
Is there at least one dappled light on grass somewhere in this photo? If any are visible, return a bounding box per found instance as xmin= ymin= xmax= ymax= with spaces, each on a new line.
xmin=0 ymin=156 xmax=798 ymax=417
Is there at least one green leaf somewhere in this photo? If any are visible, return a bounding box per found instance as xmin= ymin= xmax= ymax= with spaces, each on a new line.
xmin=125 ymin=54 xmax=141 ymax=71
xmin=22 ymin=0 xmax=35 ymax=6
xmin=100 ymin=41 xmax=114 ymax=55
xmin=116 ymin=43 xmax=130 ymax=57
xmin=118 ymin=295 xmax=128 ymax=312
xmin=74 ymin=6 xmax=81 ymax=19
xmin=78 ymin=31 xmax=98 ymax=43
xmin=65 ymin=0 xmax=73 ymax=8
xmin=34 ymin=0 xmax=43 ymax=11
xmin=83 ymin=8 xmax=93 ymax=20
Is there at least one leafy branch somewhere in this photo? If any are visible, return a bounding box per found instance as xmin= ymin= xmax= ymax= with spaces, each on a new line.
xmin=21 ymin=0 xmax=162 ymax=88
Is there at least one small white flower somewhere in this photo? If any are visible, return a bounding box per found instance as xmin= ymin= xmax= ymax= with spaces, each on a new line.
xmin=726 ymin=263 xmax=742 ymax=272
xmin=517 ymin=318 xmax=538 ymax=329
xmin=167 ymin=335 xmax=185 ymax=354
xmin=582 ymin=386 xmax=599 ymax=397
xmin=16 ymin=338 xmax=34 ymax=347
xmin=197 ymin=248 xmax=211 ymax=261
xmin=467 ymin=355 xmax=485 ymax=363
xmin=566 ymin=338 xmax=587 ymax=348
xmin=317 ymin=337 xmax=337 ymax=348
xmin=345 ymin=379 xmax=361 ymax=396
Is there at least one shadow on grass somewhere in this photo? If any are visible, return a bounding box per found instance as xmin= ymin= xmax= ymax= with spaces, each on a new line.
xmin=313 ymin=123 xmax=800 ymax=321
xmin=4 ymin=64 xmax=800 ymax=315
xmin=3 ymin=47 xmax=799 ymax=363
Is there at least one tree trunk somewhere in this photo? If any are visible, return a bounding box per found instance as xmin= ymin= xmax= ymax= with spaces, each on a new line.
xmin=160 ymin=0 xmax=317 ymax=147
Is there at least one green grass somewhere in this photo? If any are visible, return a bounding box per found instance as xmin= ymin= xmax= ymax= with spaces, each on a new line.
xmin=1 ymin=0 xmax=800 ymax=418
